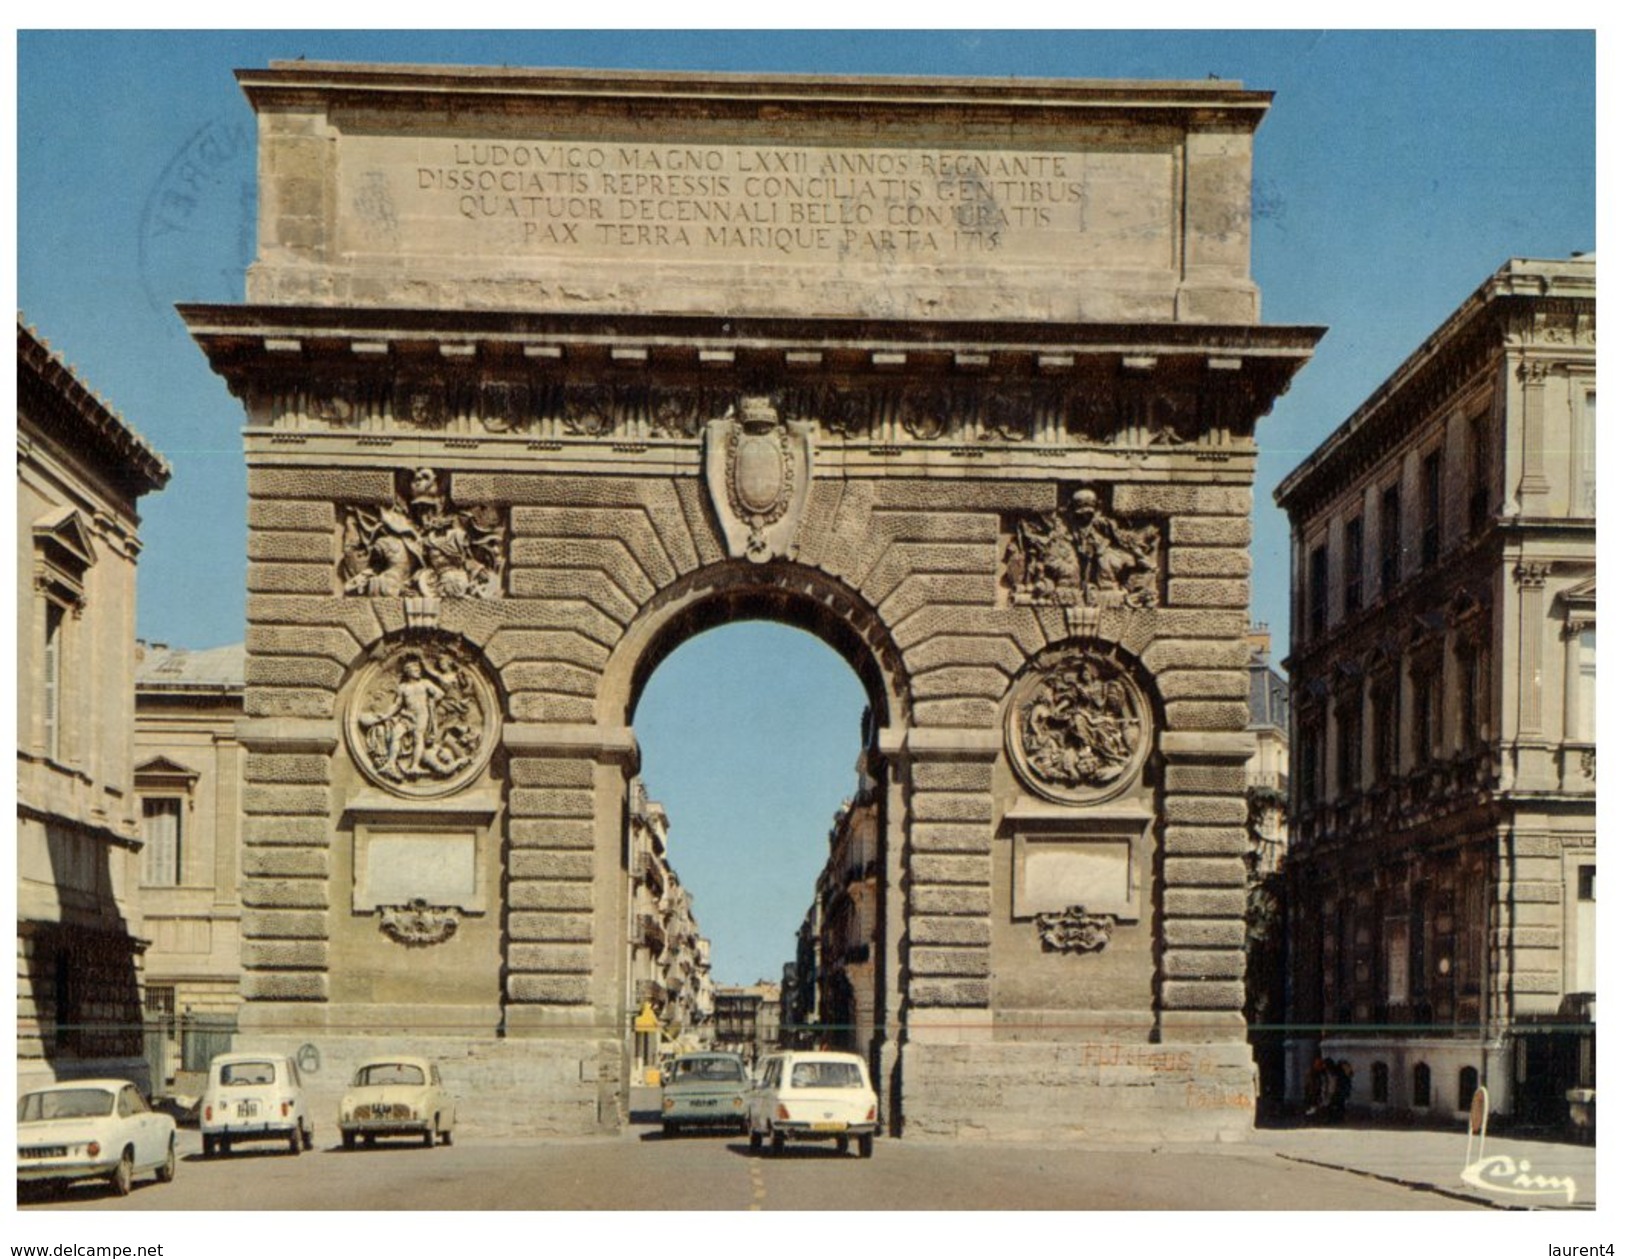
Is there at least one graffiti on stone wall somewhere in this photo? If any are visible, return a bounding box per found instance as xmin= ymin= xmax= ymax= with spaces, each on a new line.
xmin=345 ymin=637 xmax=499 ymax=799
xmin=1002 ymin=486 xmax=1160 ymax=611
xmin=1006 ymin=648 xmax=1149 ymax=805
xmin=339 ymin=468 xmax=506 ymax=598
xmin=1080 ymin=1044 xmax=1255 ymax=1111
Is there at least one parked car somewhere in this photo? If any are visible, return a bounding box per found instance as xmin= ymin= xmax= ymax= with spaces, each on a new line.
xmin=17 ymin=1079 xmax=177 ymax=1196
xmin=660 ymin=1052 xmax=750 ymax=1136
xmin=200 ymin=1052 xmax=312 ymax=1156
xmin=339 ymin=1056 xmax=455 ymax=1149
xmin=747 ymin=1051 xmax=880 ymax=1157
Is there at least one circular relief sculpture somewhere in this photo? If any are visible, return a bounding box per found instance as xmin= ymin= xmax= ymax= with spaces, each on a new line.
xmin=1006 ymin=649 xmax=1149 ymax=805
xmin=345 ymin=638 xmax=499 ymax=798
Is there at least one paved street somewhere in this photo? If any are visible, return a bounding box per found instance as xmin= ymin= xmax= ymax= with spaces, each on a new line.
xmin=18 ymin=1122 xmax=1498 ymax=1212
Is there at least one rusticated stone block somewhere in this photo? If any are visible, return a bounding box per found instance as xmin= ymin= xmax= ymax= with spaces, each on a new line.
xmin=241 ymin=972 xmax=329 ymax=1001
xmin=245 ymin=688 xmax=335 ymax=719
xmin=1164 ymin=857 xmax=1246 ymax=888
xmin=1140 ymin=639 xmax=1250 ymax=672
xmin=910 ymin=823 xmax=992 ymax=853
xmin=242 ymin=784 xmax=329 ymax=816
xmin=507 ymin=944 xmax=593 ymax=974
xmin=910 ymin=793 xmax=994 ymax=824
xmin=509 ymin=882 xmax=594 ymax=912
xmin=1164 ymin=701 xmax=1249 ymax=732
xmin=879 ymin=574 xmax=990 ymax=624
xmin=1508 ymin=971 xmax=1563 ymax=994
xmin=911 ymin=761 xmax=994 ymax=792
xmin=1163 ymin=763 xmax=1247 ymax=794
xmin=250 ymin=500 xmax=335 ymax=532
xmin=510 ymin=570 xmax=638 ymax=622
xmin=244 ymin=753 xmax=330 ymax=785
xmin=503 ymin=661 xmax=602 ymax=697
xmin=507 ymin=912 xmax=593 ymax=942
xmin=485 ymin=610 xmax=623 ymax=659
xmin=1156 ymin=671 xmax=1249 ymax=702
xmin=894 ymin=605 xmax=1044 ymax=657
xmin=245 ymin=656 xmax=346 ymax=689
xmin=1162 ymin=949 xmax=1246 ymax=979
xmin=909 ymin=917 xmax=992 ymax=946
xmin=247 ymin=625 xmax=364 ymax=665
xmin=1510 ymin=881 xmax=1562 ymax=903
xmin=1161 ymin=826 xmax=1249 ymax=856
xmin=875 ymin=481 xmax=1050 ymax=513
xmin=908 ymin=978 xmax=991 ymax=1007
xmin=1167 ymin=548 xmax=1251 ymax=578
xmin=508 ymin=851 xmax=595 ymax=881
xmin=250 ymin=468 xmax=390 ymax=500
xmin=243 ymin=816 xmax=330 ymax=846
xmin=675 ymin=479 xmax=726 ymax=566
xmin=1145 ymin=609 xmax=1252 ymax=640
xmin=911 ymin=885 xmax=992 ymax=916
xmin=508 ymin=819 xmax=596 ymax=849
xmin=1115 ymin=485 xmax=1250 ymax=516
xmin=241 ymin=879 xmax=329 ymax=910
xmin=248 ymin=563 xmax=335 ymax=596
xmin=1163 ymin=796 xmax=1249 ymax=826
xmin=485 ymin=631 xmax=610 ymax=673
xmin=910 ymin=854 xmax=990 ymax=885
xmin=903 ymin=635 xmax=1027 ymax=675
xmin=242 ymin=940 xmax=329 ymax=970
xmin=1168 ymin=517 xmax=1251 ymax=547
xmin=509 ymin=788 xmax=596 ymax=819
xmin=1162 ymin=919 xmax=1247 ymax=948
xmin=913 ymin=697 xmax=1000 ymax=727
xmin=436 ymin=598 xmax=508 ymax=650
xmin=243 ymin=848 xmax=330 ymax=878
xmin=1164 ymin=888 xmax=1248 ymax=917
xmin=1506 ymin=926 xmax=1562 ymax=949
xmin=506 ymin=974 xmax=591 ymax=1004
xmin=510 ymin=694 xmax=595 ymax=723
xmin=1158 ymin=979 xmax=1246 ymax=1009
xmin=1166 ymin=578 xmax=1251 ymax=609
xmin=241 ymin=910 xmax=328 ymax=940
xmin=509 ymin=759 xmax=596 ymax=789
xmin=249 ymin=531 xmax=336 ymax=563
xmin=910 ymin=947 xmax=991 ymax=978
xmin=912 ymin=665 xmax=1012 ymax=701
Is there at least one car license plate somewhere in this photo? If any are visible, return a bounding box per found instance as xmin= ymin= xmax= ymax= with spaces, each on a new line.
xmin=811 ymin=1122 xmax=846 ymax=1132
xmin=694 ymin=1099 xmax=716 ymax=1107
xmin=22 ymin=1146 xmax=67 ymax=1158
xmin=238 ymin=1101 xmax=258 ymax=1118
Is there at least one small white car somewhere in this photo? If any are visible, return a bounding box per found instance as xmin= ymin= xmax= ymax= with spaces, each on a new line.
xmin=200 ymin=1052 xmax=313 ymax=1156
xmin=339 ymin=1056 xmax=456 ymax=1149
xmin=17 ymin=1079 xmax=177 ymax=1196
xmin=747 ymin=1051 xmax=880 ymax=1157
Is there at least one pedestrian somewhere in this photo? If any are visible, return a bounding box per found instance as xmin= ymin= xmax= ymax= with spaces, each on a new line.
xmin=1305 ymin=1056 xmax=1327 ymax=1121
xmin=1327 ymin=1060 xmax=1353 ymax=1123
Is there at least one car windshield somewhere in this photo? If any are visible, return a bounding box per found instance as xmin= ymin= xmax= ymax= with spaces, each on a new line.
xmin=789 ymin=1061 xmax=864 ymax=1089
xmin=220 ymin=1061 xmax=277 ymax=1086
xmin=674 ymin=1057 xmax=743 ymax=1083
xmin=356 ymin=1063 xmax=425 ymax=1086
xmin=18 ymin=1088 xmax=115 ymax=1122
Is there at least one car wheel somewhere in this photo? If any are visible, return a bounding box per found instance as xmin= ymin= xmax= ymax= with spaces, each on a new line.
xmin=748 ymin=1127 xmax=762 ymax=1153
xmin=288 ymin=1127 xmax=301 ymax=1155
xmin=423 ymin=1123 xmax=435 ymax=1149
xmin=342 ymin=1131 xmax=356 ymax=1151
xmin=858 ymin=1134 xmax=874 ymax=1159
xmin=739 ymin=1117 xmax=751 ymax=1137
xmin=202 ymin=1134 xmax=217 ymax=1158
xmin=362 ymin=1134 xmax=375 ymax=1148
xmin=220 ymin=1135 xmax=232 ymax=1156
xmin=156 ymin=1137 xmax=177 ymax=1183
xmin=770 ymin=1128 xmax=785 ymax=1155
xmin=110 ymin=1149 xmax=134 ymax=1196
xmin=301 ymin=1122 xmax=313 ymax=1151
xmin=441 ymin=1126 xmax=453 ymax=1147
xmin=837 ymin=1136 xmax=850 ymax=1155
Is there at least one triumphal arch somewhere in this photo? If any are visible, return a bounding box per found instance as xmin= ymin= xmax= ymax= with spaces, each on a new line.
xmin=183 ymin=62 xmax=1317 ymax=1140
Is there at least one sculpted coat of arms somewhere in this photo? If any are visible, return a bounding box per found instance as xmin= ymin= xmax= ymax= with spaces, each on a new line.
xmin=1006 ymin=650 xmax=1149 ymax=805
xmin=338 ymin=468 xmax=506 ymax=599
xmin=704 ymin=395 xmax=814 ymax=563
xmin=345 ymin=638 xmax=499 ymax=798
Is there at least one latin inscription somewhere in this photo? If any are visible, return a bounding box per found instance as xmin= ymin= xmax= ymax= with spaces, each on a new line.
xmin=349 ymin=138 xmax=1172 ymax=266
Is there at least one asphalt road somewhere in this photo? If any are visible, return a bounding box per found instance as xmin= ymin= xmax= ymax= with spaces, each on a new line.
xmin=18 ymin=1123 xmax=1482 ymax=1212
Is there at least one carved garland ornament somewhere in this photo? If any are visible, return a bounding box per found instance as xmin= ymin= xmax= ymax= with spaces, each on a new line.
xmin=1006 ymin=649 xmax=1149 ymax=805
xmin=1035 ymin=906 xmax=1116 ymax=953
xmin=345 ymin=637 xmax=500 ymax=799
xmin=378 ymin=899 xmax=461 ymax=947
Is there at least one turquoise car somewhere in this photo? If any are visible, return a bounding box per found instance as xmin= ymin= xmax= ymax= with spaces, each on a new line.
xmin=661 ymin=1053 xmax=750 ymax=1136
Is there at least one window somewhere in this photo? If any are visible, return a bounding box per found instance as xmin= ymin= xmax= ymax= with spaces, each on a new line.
xmin=1379 ymin=484 xmax=1401 ymax=595
xmin=1458 ymin=645 xmax=1484 ymax=747
xmin=1577 ymin=628 xmax=1595 ymax=741
xmin=1458 ymin=1066 xmax=1480 ymax=1112
xmin=1309 ymin=545 xmax=1328 ymax=640
xmin=141 ymin=798 xmax=184 ymax=886
xmin=1371 ymin=678 xmax=1398 ymax=782
xmin=1298 ymin=724 xmax=1322 ymax=811
xmin=43 ymin=601 xmax=64 ymax=760
xmin=1336 ymin=703 xmax=1363 ymax=797
xmin=1371 ymin=1062 xmax=1390 ymax=1104
xmin=1412 ymin=665 xmax=1442 ymax=765
xmin=1412 ymin=1062 xmax=1432 ymax=1108
xmin=1575 ymin=390 xmax=1596 ymax=516
xmin=1467 ymin=414 xmax=1491 ymax=533
xmin=1343 ymin=517 xmax=1364 ymax=617
xmin=1421 ymin=450 xmax=1442 ymax=566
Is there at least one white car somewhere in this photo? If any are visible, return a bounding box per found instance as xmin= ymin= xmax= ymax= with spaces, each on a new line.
xmin=200 ymin=1052 xmax=313 ymax=1156
xmin=17 ymin=1079 xmax=177 ymax=1196
xmin=339 ymin=1056 xmax=456 ymax=1149
xmin=747 ymin=1051 xmax=880 ymax=1157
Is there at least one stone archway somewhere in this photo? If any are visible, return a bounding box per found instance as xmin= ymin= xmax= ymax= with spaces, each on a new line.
xmin=184 ymin=61 xmax=1318 ymax=1139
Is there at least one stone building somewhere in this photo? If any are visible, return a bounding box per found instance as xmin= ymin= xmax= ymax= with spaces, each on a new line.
xmin=133 ymin=642 xmax=246 ymax=1091
xmin=181 ymin=62 xmax=1317 ymax=1139
xmin=17 ymin=319 xmax=170 ymax=1092
xmin=712 ymin=982 xmax=782 ymax=1067
xmin=1275 ymin=255 xmax=1595 ymax=1125
xmin=1245 ymin=626 xmax=1290 ymax=874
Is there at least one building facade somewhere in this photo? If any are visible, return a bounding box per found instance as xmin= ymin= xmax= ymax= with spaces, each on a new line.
xmin=133 ymin=642 xmax=247 ymax=1091
xmin=17 ymin=319 xmax=171 ymax=1092
xmin=711 ymin=982 xmax=782 ymax=1069
xmin=1276 ymin=256 xmax=1595 ymax=1126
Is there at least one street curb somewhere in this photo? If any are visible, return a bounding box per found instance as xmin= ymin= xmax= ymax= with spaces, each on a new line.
xmin=1271 ymin=1152 xmax=1525 ymax=1211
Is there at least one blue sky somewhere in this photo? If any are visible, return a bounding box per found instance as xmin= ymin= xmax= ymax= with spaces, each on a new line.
xmin=15 ymin=31 xmax=1596 ymax=987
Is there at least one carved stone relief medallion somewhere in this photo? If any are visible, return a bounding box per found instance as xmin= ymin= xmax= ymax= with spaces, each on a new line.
xmin=704 ymin=395 xmax=815 ymax=563
xmin=345 ymin=637 xmax=499 ymax=799
xmin=1006 ymin=648 xmax=1150 ymax=805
